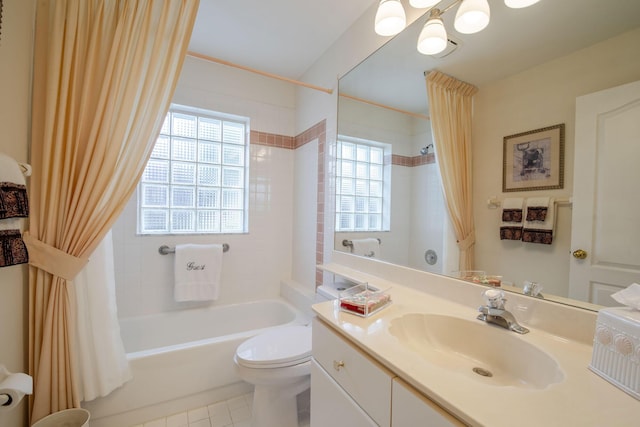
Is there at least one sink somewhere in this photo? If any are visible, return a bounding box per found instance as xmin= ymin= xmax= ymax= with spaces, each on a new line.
xmin=389 ymin=313 xmax=564 ymax=389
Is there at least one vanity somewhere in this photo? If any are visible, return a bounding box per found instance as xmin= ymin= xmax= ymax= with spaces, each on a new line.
xmin=310 ymin=258 xmax=640 ymax=426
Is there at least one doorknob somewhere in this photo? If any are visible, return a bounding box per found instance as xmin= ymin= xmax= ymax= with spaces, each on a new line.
xmin=572 ymin=249 xmax=588 ymax=259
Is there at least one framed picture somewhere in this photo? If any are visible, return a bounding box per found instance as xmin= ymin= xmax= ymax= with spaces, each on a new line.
xmin=502 ymin=123 xmax=565 ymax=192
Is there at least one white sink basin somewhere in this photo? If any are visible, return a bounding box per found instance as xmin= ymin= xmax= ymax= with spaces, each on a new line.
xmin=389 ymin=313 xmax=564 ymax=389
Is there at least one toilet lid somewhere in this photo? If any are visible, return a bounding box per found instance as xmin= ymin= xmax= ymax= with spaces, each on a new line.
xmin=236 ymin=325 xmax=312 ymax=368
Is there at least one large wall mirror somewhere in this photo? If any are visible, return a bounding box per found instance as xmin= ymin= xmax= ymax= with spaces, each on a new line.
xmin=335 ymin=0 xmax=640 ymax=310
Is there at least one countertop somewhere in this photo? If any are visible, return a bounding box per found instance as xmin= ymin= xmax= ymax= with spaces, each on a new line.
xmin=312 ymin=282 xmax=640 ymax=427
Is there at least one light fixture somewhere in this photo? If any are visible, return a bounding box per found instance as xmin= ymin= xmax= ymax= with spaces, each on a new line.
xmin=504 ymin=0 xmax=541 ymax=8
xmin=409 ymin=0 xmax=440 ymax=8
xmin=417 ymin=9 xmax=448 ymax=55
xmin=454 ymin=0 xmax=490 ymax=34
xmin=390 ymin=0 xmax=540 ymax=56
xmin=374 ymin=0 xmax=407 ymax=37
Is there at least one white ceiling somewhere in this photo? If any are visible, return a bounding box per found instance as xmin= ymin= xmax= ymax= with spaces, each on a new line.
xmin=189 ymin=0 xmax=640 ymax=114
xmin=189 ymin=0 xmax=377 ymax=78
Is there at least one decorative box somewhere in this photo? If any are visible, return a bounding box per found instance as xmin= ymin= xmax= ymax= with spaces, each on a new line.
xmin=339 ymin=283 xmax=391 ymax=317
xmin=589 ymin=307 xmax=640 ymax=400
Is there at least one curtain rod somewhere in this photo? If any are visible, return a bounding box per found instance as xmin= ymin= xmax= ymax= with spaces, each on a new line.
xmin=339 ymin=93 xmax=430 ymax=121
xmin=186 ymin=51 xmax=333 ymax=95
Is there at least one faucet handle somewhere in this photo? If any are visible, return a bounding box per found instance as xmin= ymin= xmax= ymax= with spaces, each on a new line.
xmin=483 ymin=289 xmax=505 ymax=309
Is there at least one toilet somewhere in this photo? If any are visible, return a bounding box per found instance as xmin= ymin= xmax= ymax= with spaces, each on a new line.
xmin=234 ymin=325 xmax=312 ymax=427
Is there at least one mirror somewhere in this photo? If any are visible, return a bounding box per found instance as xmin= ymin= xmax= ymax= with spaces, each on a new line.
xmin=335 ymin=0 xmax=640 ymax=309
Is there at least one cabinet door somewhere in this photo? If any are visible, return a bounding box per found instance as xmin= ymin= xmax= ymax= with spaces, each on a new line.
xmin=311 ymin=360 xmax=378 ymax=427
xmin=392 ymin=378 xmax=465 ymax=427
xmin=312 ymin=318 xmax=393 ymax=426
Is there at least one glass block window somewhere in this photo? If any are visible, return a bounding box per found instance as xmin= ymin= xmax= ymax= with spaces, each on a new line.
xmin=138 ymin=105 xmax=249 ymax=234
xmin=335 ymin=136 xmax=391 ymax=232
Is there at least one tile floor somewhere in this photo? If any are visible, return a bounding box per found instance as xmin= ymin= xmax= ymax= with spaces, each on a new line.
xmin=132 ymin=391 xmax=310 ymax=427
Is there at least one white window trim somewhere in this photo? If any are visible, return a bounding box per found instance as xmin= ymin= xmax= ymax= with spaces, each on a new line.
xmin=137 ymin=103 xmax=250 ymax=235
xmin=335 ymin=135 xmax=392 ymax=232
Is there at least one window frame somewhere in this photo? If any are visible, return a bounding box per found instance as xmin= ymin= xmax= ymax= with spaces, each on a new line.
xmin=335 ymin=135 xmax=392 ymax=233
xmin=136 ymin=104 xmax=250 ymax=235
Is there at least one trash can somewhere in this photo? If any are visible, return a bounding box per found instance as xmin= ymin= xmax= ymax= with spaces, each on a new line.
xmin=31 ymin=408 xmax=90 ymax=427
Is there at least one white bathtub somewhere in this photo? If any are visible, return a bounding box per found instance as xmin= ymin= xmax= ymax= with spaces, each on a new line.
xmin=83 ymin=298 xmax=308 ymax=427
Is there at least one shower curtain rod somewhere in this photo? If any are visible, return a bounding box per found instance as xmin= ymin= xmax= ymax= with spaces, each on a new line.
xmin=339 ymin=93 xmax=430 ymax=121
xmin=186 ymin=51 xmax=334 ymax=94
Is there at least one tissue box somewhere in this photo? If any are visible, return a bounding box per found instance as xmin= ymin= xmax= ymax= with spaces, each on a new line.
xmin=589 ymin=307 xmax=640 ymax=400
xmin=339 ymin=283 xmax=391 ymax=317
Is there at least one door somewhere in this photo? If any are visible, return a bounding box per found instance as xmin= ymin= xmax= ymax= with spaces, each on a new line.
xmin=569 ymin=80 xmax=640 ymax=305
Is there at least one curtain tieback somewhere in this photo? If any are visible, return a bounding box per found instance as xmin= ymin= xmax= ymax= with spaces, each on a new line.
xmin=23 ymin=231 xmax=89 ymax=281
xmin=457 ymin=231 xmax=476 ymax=251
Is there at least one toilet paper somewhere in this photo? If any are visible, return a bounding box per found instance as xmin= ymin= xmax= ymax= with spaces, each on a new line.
xmin=0 ymin=365 xmax=33 ymax=412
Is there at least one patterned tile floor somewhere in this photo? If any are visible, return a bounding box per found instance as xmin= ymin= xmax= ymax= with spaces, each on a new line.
xmin=132 ymin=391 xmax=310 ymax=427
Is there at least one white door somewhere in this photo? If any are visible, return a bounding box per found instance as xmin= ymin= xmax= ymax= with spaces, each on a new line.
xmin=569 ymin=80 xmax=640 ymax=306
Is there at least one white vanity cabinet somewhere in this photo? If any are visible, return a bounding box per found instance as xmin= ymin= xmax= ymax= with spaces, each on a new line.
xmin=311 ymin=317 xmax=465 ymax=427
xmin=310 ymin=360 xmax=378 ymax=426
xmin=392 ymin=378 xmax=465 ymax=427
xmin=311 ymin=317 xmax=393 ymax=426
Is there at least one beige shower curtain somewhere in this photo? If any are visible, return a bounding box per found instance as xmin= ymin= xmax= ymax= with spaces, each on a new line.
xmin=426 ymin=71 xmax=478 ymax=271
xmin=26 ymin=0 xmax=199 ymax=422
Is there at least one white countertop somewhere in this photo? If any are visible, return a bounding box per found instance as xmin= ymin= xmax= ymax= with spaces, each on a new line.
xmin=312 ymin=283 xmax=640 ymax=427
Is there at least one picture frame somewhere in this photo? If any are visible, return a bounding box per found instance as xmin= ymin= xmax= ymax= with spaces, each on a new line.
xmin=502 ymin=123 xmax=565 ymax=192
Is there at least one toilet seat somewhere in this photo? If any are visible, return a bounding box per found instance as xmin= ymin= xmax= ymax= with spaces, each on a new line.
xmin=235 ymin=325 xmax=311 ymax=369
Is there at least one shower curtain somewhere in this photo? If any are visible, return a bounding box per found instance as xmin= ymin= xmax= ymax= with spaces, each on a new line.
xmin=426 ymin=71 xmax=478 ymax=271
xmin=26 ymin=0 xmax=199 ymax=422
xmin=73 ymin=231 xmax=131 ymax=401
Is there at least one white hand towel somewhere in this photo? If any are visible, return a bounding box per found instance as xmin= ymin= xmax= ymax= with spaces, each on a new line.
xmin=351 ymin=238 xmax=380 ymax=258
xmin=523 ymin=197 xmax=556 ymax=244
xmin=0 ymin=153 xmax=29 ymax=231
xmin=525 ymin=196 xmax=550 ymax=221
xmin=500 ymin=197 xmax=523 ymax=241
xmin=174 ymin=244 xmax=223 ymax=302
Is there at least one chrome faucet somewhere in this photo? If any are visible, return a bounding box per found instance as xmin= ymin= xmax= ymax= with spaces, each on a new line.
xmin=477 ymin=289 xmax=529 ymax=334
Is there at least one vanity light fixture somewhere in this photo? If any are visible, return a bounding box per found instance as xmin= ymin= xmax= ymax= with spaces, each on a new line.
xmin=417 ymin=9 xmax=448 ymax=55
xmin=410 ymin=0 xmax=440 ymax=8
xmin=374 ymin=0 xmax=407 ymax=36
xmin=454 ymin=0 xmax=490 ymax=34
xmin=377 ymin=0 xmax=541 ymax=56
xmin=504 ymin=0 xmax=541 ymax=8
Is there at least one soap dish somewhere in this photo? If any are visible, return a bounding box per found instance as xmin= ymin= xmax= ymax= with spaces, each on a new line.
xmin=339 ymin=283 xmax=391 ymax=317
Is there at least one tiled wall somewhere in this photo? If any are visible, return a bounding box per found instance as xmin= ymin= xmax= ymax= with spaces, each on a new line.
xmin=112 ymin=56 xmax=310 ymax=318
xmin=292 ymin=121 xmax=327 ymax=287
xmin=113 ymin=120 xmax=326 ymax=318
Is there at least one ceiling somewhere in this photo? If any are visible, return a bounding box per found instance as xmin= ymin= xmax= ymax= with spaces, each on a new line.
xmin=189 ymin=0 xmax=377 ymax=78
xmin=189 ymin=0 xmax=640 ymax=114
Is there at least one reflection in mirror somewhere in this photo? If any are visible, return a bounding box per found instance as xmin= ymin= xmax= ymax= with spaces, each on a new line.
xmin=335 ymin=0 xmax=640 ymax=310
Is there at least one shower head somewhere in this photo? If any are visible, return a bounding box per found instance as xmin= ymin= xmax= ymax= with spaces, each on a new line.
xmin=420 ymin=144 xmax=433 ymax=155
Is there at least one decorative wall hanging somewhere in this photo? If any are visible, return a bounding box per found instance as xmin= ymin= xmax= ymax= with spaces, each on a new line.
xmin=502 ymin=123 xmax=565 ymax=192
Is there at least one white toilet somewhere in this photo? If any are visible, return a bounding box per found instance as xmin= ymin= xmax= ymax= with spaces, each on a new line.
xmin=234 ymin=325 xmax=312 ymax=427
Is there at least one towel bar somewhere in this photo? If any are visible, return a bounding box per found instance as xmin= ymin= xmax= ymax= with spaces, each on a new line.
xmin=487 ymin=196 xmax=572 ymax=208
xmin=342 ymin=238 xmax=381 ymax=248
xmin=159 ymin=243 xmax=229 ymax=255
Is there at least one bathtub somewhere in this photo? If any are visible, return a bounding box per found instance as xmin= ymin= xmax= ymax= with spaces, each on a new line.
xmin=83 ymin=298 xmax=308 ymax=427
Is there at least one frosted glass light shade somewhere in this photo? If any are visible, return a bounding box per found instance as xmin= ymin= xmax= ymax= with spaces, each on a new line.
xmin=454 ymin=0 xmax=490 ymax=34
xmin=417 ymin=18 xmax=447 ymax=55
xmin=409 ymin=0 xmax=440 ymax=8
xmin=375 ymin=0 xmax=407 ymax=36
xmin=504 ymin=0 xmax=540 ymax=8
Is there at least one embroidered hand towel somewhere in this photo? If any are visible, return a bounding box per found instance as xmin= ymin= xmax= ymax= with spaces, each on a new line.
xmin=0 ymin=153 xmax=29 ymax=267
xmin=525 ymin=196 xmax=550 ymax=222
xmin=0 ymin=153 xmax=29 ymax=219
xmin=523 ymin=197 xmax=556 ymax=244
xmin=351 ymin=238 xmax=380 ymax=258
xmin=0 ymin=229 xmax=29 ymax=267
xmin=174 ymin=244 xmax=223 ymax=302
xmin=499 ymin=198 xmax=524 ymax=241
